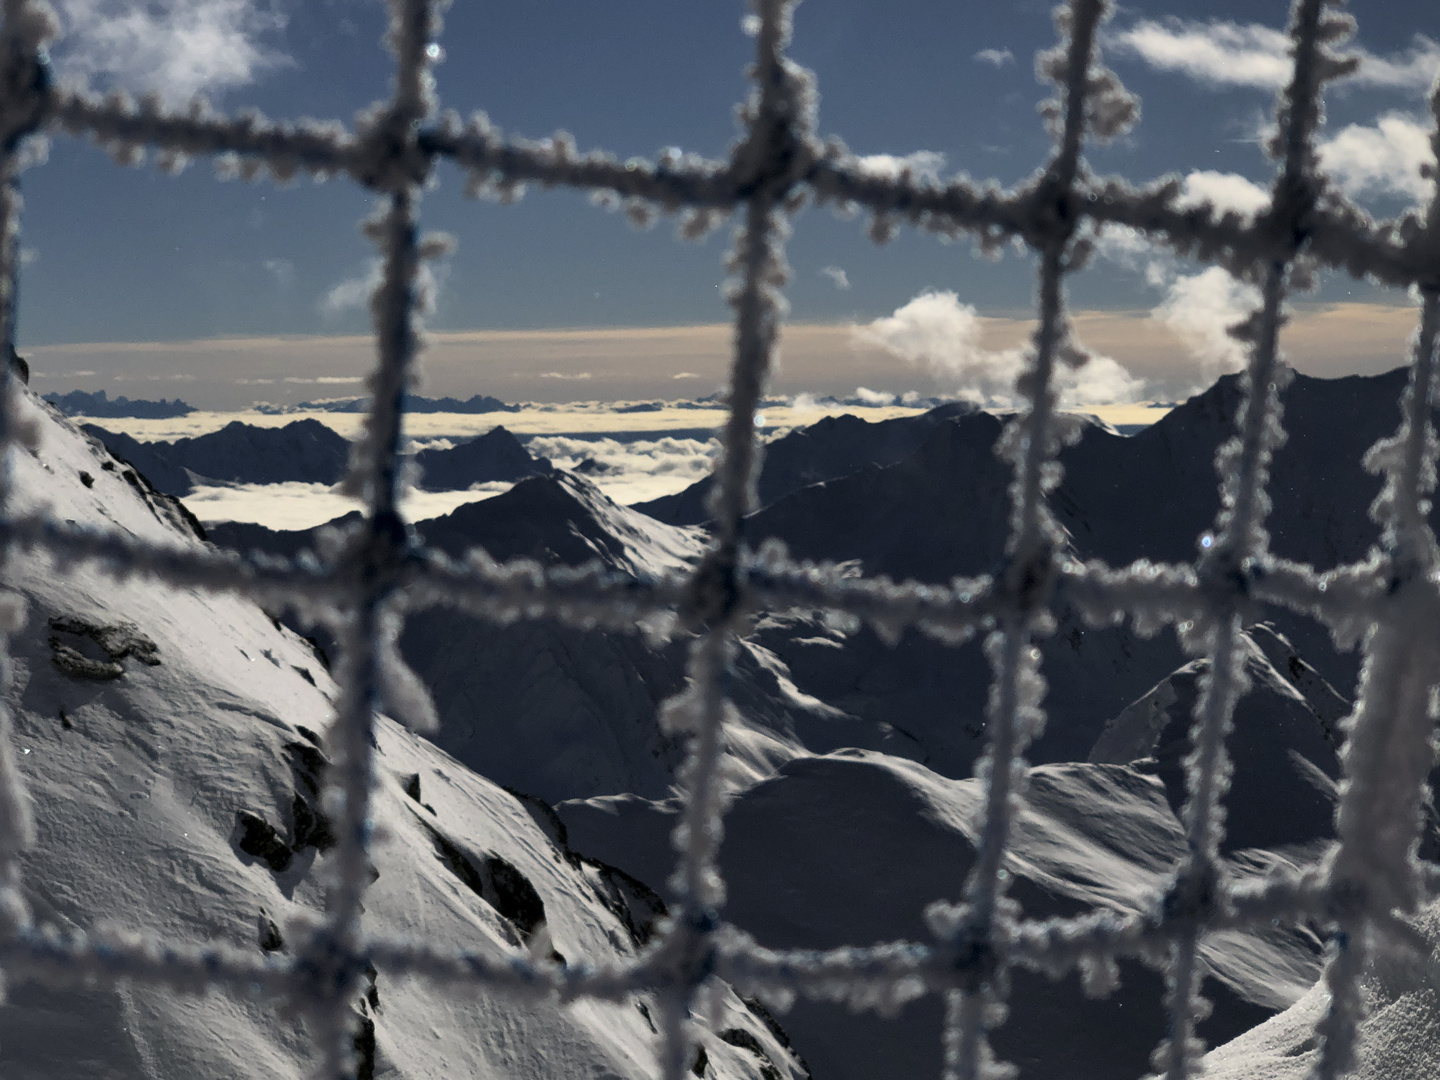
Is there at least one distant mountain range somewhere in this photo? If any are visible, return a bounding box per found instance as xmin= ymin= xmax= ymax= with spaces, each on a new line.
xmin=82 ymin=420 xmax=550 ymax=497
xmin=43 ymin=388 xmax=194 ymax=418
xmin=260 ymin=392 xmax=520 ymax=414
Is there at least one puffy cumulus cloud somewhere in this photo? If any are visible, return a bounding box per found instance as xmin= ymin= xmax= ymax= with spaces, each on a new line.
xmin=974 ymin=48 xmax=1014 ymax=67
xmin=527 ymin=435 xmax=718 ymax=505
xmin=1317 ymin=113 xmax=1437 ymax=206
xmin=53 ymin=0 xmax=289 ymax=106
xmin=851 ymin=386 xmax=897 ymax=406
xmin=855 ymin=291 xmax=1144 ymax=407
xmin=854 ymin=151 xmax=946 ymax=182
xmin=1151 ymin=267 xmax=1261 ymax=388
xmin=1177 ymin=171 xmax=1271 ymax=218
xmin=1112 ymin=19 xmax=1440 ymax=95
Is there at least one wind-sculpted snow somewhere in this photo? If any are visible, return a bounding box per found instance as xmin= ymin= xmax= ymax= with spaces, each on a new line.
xmin=0 ymin=0 xmax=1437 ymax=1079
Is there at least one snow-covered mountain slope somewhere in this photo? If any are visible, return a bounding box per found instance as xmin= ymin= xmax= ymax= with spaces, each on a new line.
xmin=558 ymin=751 xmax=1326 ymax=1080
xmin=0 ymin=395 xmax=803 ymax=1080
xmin=1202 ymin=899 xmax=1440 ymax=1080
xmin=405 ymin=473 xmax=917 ymax=802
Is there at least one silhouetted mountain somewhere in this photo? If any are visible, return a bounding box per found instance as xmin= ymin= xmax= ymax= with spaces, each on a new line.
xmin=83 ymin=419 xmax=351 ymax=496
xmin=633 ymin=401 xmax=977 ymax=524
xmin=413 ymin=426 xmax=552 ymax=491
xmin=289 ymin=392 xmax=519 ymax=414
xmin=45 ymin=388 xmax=193 ymax=418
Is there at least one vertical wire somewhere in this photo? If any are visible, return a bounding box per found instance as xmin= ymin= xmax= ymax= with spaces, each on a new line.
xmin=306 ymin=0 xmax=439 ymax=1076
xmin=1160 ymin=4 xmax=1335 ymax=1077
xmin=0 ymin=0 xmax=51 ymax=952
xmin=945 ymin=4 xmax=1107 ymax=1078
xmin=657 ymin=2 xmax=803 ymax=1077
xmin=1312 ymin=291 xmax=1440 ymax=1080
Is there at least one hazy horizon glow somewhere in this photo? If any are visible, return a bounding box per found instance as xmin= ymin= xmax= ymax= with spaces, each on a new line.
xmin=26 ymin=301 xmax=1426 ymax=411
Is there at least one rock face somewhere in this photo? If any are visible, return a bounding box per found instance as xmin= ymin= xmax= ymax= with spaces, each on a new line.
xmin=83 ymin=419 xmax=351 ymax=496
xmin=0 ymin=390 xmax=804 ymax=1080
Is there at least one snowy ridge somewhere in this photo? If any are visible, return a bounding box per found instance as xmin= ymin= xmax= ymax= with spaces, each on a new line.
xmin=0 ymin=2 xmax=1434 ymax=1080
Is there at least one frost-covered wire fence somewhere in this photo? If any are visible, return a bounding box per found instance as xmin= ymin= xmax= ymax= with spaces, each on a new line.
xmin=0 ymin=0 xmax=1435 ymax=1077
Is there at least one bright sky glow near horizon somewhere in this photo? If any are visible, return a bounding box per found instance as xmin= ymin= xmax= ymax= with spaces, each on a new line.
xmin=11 ymin=0 xmax=1440 ymax=408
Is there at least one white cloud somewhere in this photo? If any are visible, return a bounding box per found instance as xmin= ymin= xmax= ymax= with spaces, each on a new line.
xmin=1151 ymin=267 xmax=1260 ymax=388
xmin=852 ymin=386 xmax=896 ymax=406
xmin=283 ymin=376 xmax=363 ymax=385
xmin=855 ymin=290 xmax=1144 ymax=407
xmin=537 ymin=372 xmax=592 ymax=381
xmin=1090 ymin=224 xmax=1171 ymax=288
xmin=1317 ymin=113 xmax=1437 ymax=206
xmin=320 ymin=258 xmax=383 ymax=316
xmin=671 ymin=372 xmax=702 ymax=380
xmin=1176 ymin=171 xmax=1271 ymax=218
xmin=1112 ymin=19 xmax=1440 ymax=95
xmin=1088 ymin=211 xmax=1265 ymax=394
xmin=1349 ymin=35 xmax=1440 ymax=92
xmin=821 ymin=266 xmax=851 ymax=290
xmin=1112 ymin=20 xmax=1290 ymax=88
xmin=974 ymin=48 xmax=1014 ymax=67
xmin=854 ymin=151 xmax=946 ymax=183
xmin=527 ymin=435 xmax=718 ymax=505
xmin=53 ymin=0 xmax=289 ymax=106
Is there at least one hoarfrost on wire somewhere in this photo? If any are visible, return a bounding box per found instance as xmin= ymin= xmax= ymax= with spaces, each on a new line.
xmin=0 ymin=0 xmax=1434 ymax=1079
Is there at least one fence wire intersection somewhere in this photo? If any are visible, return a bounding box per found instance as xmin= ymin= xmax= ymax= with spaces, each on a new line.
xmin=0 ymin=0 xmax=1435 ymax=1079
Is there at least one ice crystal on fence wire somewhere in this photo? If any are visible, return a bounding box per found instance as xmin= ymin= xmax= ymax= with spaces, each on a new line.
xmin=0 ymin=0 xmax=1436 ymax=1078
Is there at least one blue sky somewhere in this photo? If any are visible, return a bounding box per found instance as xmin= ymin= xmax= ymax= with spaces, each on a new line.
xmin=12 ymin=0 xmax=1440 ymax=405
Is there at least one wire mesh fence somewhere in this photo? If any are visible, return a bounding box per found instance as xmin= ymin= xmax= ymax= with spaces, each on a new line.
xmin=0 ymin=0 xmax=1436 ymax=1078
